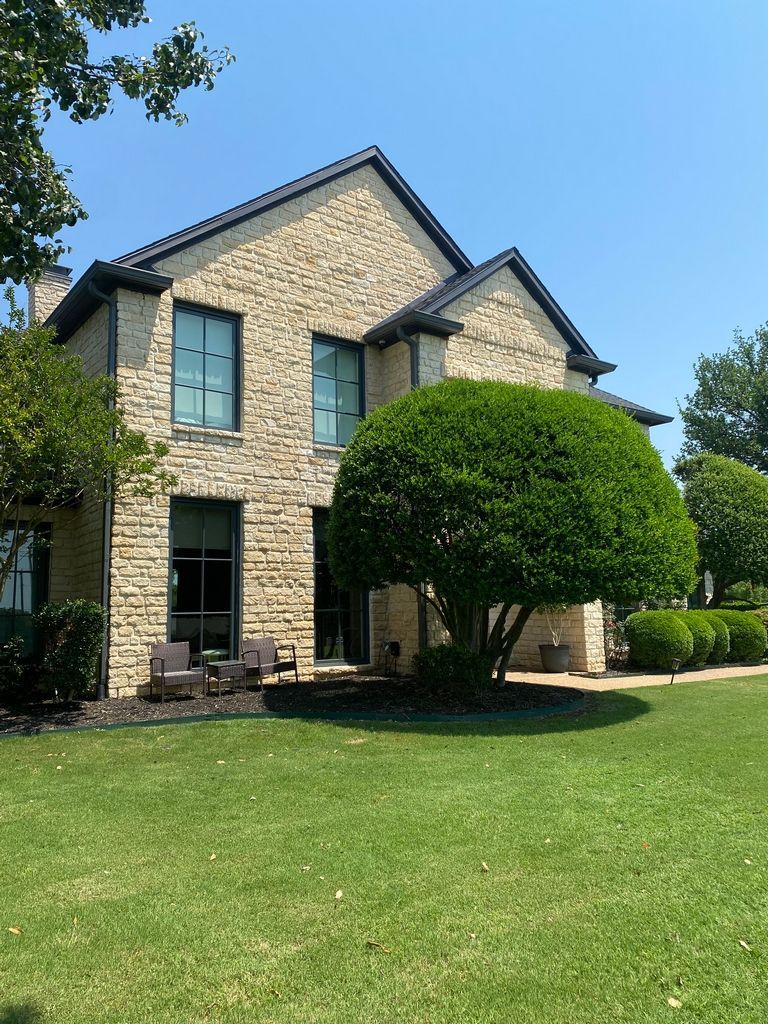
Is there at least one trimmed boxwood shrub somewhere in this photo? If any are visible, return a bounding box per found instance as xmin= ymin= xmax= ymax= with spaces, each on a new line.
xmin=720 ymin=600 xmax=759 ymax=611
xmin=35 ymin=600 xmax=107 ymax=699
xmin=413 ymin=644 xmax=494 ymax=689
xmin=672 ymin=611 xmax=715 ymax=666
xmin=711 ymin=610 xmax=767 ymax=663
xmin=625 ymin=611 xmax=694 ymax=669
xmin=696 ymin=611 xmax=730 ymax=664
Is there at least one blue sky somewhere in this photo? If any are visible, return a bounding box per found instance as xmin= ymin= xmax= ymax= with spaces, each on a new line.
xmin=29 ymin=0 xmax=768 ymax=467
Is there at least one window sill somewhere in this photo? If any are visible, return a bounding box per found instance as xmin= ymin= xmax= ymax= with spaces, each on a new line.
xmin=313 ymin=442 xmax=346 ymax=455
xmin=171 ymin=424 xmax=244 ymax=444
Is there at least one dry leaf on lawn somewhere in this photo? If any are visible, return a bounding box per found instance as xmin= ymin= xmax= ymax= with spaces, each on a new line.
xmin=468 ymin=932 xmax=477 ymax=940
xmin=209 ymin=853 xmax=217 ymax=862
xmin=216 ymin=760 xmax=226 ymax=765
xmin=481 ymin=862 xmax=489 ymax=872
xmin=335 ymin=890 xmax=343 ymax=900
xmin=366 ymin=940 xmax=391 ymax=953
xmin=8 ymin=927 xmax=23 ymax=935
xmin=739 ymin=939 xmax=752 ymax=951
xmin=667 ymin=997 xmax=682 ymax=1009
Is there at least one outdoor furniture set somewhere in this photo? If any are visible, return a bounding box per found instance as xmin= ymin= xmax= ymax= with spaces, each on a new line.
xmin=148 ymin=637 xmax=299 ymax=703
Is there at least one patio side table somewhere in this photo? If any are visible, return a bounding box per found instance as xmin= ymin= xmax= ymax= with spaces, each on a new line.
xmin=206 ymin=659 xmax=247 ymax=697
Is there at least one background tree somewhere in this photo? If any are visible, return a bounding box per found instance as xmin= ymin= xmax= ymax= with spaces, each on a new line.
xmin=0 ymin=291 xmax=175 ymax=596
xmin=0 ymin=1 xmax=234 ymax=284
xmin=675 ymin=453 xmax=768 ymax=608
xmin=328 ymin=379 xmax=698 ymax=686
xmin=679 ymin=324 xmax=768 ymax=473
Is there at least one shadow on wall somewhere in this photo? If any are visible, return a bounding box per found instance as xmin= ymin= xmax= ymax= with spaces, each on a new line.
xmin=0 ymin=1005 xmax=43 ymax=1024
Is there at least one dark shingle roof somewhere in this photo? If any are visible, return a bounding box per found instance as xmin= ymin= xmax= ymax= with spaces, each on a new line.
xmin=589 ymin=386 xmax=673 ymax=426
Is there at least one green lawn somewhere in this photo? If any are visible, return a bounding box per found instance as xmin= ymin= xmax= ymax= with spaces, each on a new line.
xmin=2 ymin=677 xmax=768 ymax=1024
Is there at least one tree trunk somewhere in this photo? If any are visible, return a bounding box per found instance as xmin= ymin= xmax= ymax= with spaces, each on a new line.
xmin=707 ymin=577 xmax=729 ymax=608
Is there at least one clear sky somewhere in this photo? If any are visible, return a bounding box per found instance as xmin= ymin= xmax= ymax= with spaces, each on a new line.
xmin=28 ymin=0 xmax=768 ymax=467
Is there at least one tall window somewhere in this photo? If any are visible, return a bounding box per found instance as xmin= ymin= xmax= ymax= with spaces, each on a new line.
xmin=313 ymin=509 xmax=368 ymax=662
xmin=169 ymin=501 xmax=238 ymax=659
xmin=0 ymin=526 xmax=50 ymax=650
xmin=173 ymin=306 xmax=238 ymax=430
xmin=312 ymin=337 xmax=363 ymax=445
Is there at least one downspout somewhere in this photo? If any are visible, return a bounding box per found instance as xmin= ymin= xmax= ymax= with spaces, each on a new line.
xmin=88 ymin=281 xmax=117 ymax=700
xmin=394 ymin=327 xmax=428 ymax=649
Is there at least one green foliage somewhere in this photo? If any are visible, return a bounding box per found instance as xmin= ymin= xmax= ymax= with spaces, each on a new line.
xmin=696 ymin=611 xmax=731 ymax=664
xmin=749 ymin=607 xmax=768 ymax=628
xmin=329 ymin=379 xmax=698 ymax=684
xmin=672 ymin=611 xmax=715 ymax=666
xmin=675 ymin=453 xmax=768 ymax=607
xmin=412 ymin=644 xmax=494 ymax=690
xmin=0 ymin=634 xmax=25 ymax=698
xmin=35 ymin=600 xmax=107 ymax=698
xmin=720 ymin=600 xmax=759 ymax=611
xmin=710 ymin=610 xmax=767 ymax=663
xmin=724 ymin=580 xmax=768 ymax=605
xmin=0 ymin=2 xmax=234 ymax=282
xmin=625 ymin=610 xmax=694 ymax=669
xmin=679 ymin=324 xmax=768 ymax=473
xmin=0 ymin=294 xmax=176 ymax=596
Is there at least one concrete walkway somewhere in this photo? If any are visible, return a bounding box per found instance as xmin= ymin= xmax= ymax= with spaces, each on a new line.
xmin=506 ymin=663 xmax=768 ymax=692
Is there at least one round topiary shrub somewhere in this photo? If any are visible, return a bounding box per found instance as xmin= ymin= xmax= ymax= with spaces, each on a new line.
xmin=625 ymin=610 xmax=694 ymax=669
xmin=749 ymin=607 xmax=768 ymax=628
xmin=673 ymin=611 xmax=715 ymax=666
xmin=720 ymin=600 xmax=759 ymax=611
xmin=711 ymin=610 xmax=767 ymax=662
xmin=696 ymin=611 xmax=730 ymax=663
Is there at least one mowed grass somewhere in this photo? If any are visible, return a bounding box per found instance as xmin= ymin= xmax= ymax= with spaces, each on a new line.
xmin=2 ymin=678 xmax=768 ymax=1023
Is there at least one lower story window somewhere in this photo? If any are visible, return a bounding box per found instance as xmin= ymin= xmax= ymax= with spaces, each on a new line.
xmin=0 ymin=525 xmax=50 ymax=651
xmin=169 ymin=500 xmax=238 ymax=659
xmin=313 ymin=509 xmax=368 ymax=662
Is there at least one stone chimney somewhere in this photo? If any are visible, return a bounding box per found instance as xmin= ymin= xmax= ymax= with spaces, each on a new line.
xmin=27 ymin=265 xmax=73 ymax=324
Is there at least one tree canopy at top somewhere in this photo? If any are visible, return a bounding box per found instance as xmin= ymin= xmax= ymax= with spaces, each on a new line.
xmin=328 ymin=378 xmax=698 ymax=684
xmin=679 ymin=324 xmax=768 ymax=474
xmin=0 ymin=1 xmax=234 ymax=283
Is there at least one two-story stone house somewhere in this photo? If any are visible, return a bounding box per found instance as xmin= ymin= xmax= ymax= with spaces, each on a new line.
xmin=19 ymin=147 xmax=671 ymax=696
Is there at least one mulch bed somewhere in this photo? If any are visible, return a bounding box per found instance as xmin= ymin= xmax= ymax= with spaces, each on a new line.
xmin=0 ymin=674 xmax=585 ymax=735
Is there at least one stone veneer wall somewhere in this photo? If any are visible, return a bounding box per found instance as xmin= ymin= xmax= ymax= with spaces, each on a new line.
xmin=106 ymin=165 xmax=458 ymax=693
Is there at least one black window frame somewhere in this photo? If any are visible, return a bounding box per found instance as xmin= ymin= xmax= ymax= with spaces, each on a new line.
xmin=167 ymin=498 xmax=241 ymax=660
xmin=312 ymin=508 xmax=369 ymax=665
xmin=172 ymin=303 xmax=241 ymax=432
xmin=0 ymin=523 xmax=51 ymax=653
xmin=311 ymin=334 xmax=365 ymax=447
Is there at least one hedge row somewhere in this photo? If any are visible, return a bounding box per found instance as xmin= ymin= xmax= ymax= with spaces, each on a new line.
xmin=625 ymin=609 xmax=767 ymax=670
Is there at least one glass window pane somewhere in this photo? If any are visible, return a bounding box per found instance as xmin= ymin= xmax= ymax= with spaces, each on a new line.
xmin=173 ymin=505 xmax=203 ymax=557
xmin=313 ymin=375 xmax=336 ymax=411
xmin=175 ymin=386 xmax=205 ymax=425
xmin=175 ymin=349 xmax=204 ymax=386
xmin=312 ymin=342 xmax=337 ymax=378
xmin=171 ymin=560 xmax=202 ymax=612
xmin=337 ymin=381 xmax=359 ymax=414
xmin=171 ymin=614 xmax=201 ymax=654
xmin=204 ymin=354 xmax=233 ymax=394
xmin=336 ymin=347 xmax=360 ymax=383
xmin=205 ymin=317 xmax=235 ymax=357
xmin=175 ymin=311 xmax=204 ymax=351
xmin=314 ymin=410 xmax=337 ymax=445
xmin=315 ymin=611 xmax=342 ymax=660
xmin=204 ymin=508 xmax=233 ymax=558
xmin=337 ymin=413 xmax=359 ymax=446
xmin=204 ymin=561 xmax=232 ymax=612
xmin=205 ymin=392 xmax=234 ymax=430
xmin=202 ymin=615 xmax=231 ymax=655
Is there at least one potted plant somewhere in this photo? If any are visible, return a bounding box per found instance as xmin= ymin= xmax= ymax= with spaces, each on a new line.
xmin=538 ymin=604 xmax=570 ymax=672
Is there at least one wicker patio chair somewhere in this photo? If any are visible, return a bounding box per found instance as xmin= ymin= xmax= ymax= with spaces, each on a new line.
xmin=149 ymin=641 xmax=206 ymax=703
xmin=241 ymin=637 xmax=299 ymax=690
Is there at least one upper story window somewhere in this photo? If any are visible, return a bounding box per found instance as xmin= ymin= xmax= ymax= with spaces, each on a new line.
xmin=312 ymin=337 xmax=364 ymax=446
xmin=173 ymin=305 xmax=239 ymax=431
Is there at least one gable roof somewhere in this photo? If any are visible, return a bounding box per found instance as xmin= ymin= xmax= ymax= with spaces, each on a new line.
xmin=115 ymin=146 xmax=472 ymax=274
xmin=364 ymin=246 xmax=601 ymax=360
xmin=589 ymin=385 xmax=673 ymax=426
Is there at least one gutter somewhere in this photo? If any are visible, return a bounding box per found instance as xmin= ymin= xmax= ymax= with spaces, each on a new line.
xmin=395 ymin=326 xmax=419 ymax=389
xmin=88 ymin=281 xmax=117 ymax=700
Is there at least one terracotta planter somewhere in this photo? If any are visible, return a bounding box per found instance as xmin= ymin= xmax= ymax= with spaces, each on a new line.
xmin=539 ymin=643 xmax=570 ymax=673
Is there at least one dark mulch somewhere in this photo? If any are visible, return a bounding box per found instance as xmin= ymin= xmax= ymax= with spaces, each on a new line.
xmin=0 ymin=674 xmax=585 ymax=735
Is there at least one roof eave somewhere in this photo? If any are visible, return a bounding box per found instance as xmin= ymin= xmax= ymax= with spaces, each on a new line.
xmin=566 ymin=353 xmax=618 ymax=378
xmin=46 ymin=260 xmax=173 ymax=344
xmin=364 ymin=310 xmax=464 ymax=346
xmin=115 ymin=146 xmax=472 ymax=275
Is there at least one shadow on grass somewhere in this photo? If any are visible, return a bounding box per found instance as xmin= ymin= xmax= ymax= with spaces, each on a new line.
xmin=0 ymin=1004 xmax=43 ymax=1024
xmin=263 ymin=688 xmax=652 ymax=737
